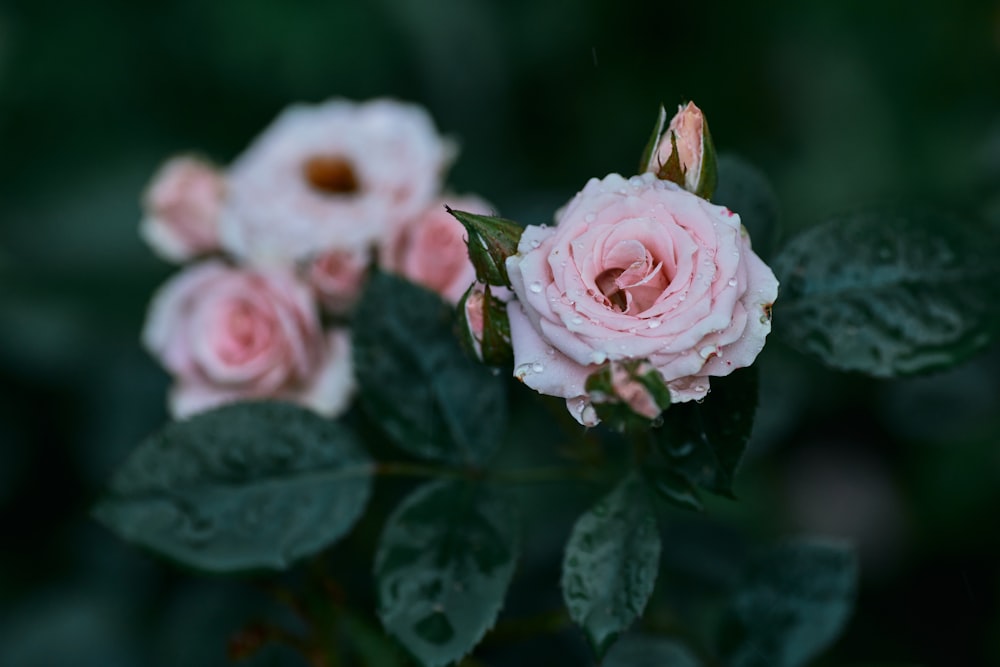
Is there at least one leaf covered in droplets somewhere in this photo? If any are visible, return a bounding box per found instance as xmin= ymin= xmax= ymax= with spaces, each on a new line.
xmin=652 ymin=366 xmax=758 ymax=499
xmin=354 ymin=272 xmax=507 ymax=466
xmin=375 ymin=479 xmax=520 ymax=667
xmin=718 ymin=539 xmax=858 ymax=667
xmin=561 ymin=472 xmax=661 ymax=658
xmin=772 ymin=208 xmax=1000 ymax=376
xmin=93 ymin=401 xmax=373 ymax=572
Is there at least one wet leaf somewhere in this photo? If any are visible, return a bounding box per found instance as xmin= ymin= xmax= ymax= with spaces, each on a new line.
xmin=652 ymin=367 xmax=758 ymax=498
xmin=561 ymin=472 xmax=661 ymax=658
xmin=375 ymin=479 xmax=520 ymax=667
xmin=718 ymin=539 xmax=858 ymax=667
xmin=772 ymin=208 xmax=1000 ymax=376
xmin=93 ymin=401 xmax=373 ymax=572
xmin=603 ymin=634 xmax=702 ymax=667
xmin=354 ymin=272 xmax=507 ymax=466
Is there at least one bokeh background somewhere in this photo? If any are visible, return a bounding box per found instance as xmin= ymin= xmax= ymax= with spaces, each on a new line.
xmin=3 ymin=0 xmax=1000 ymax=665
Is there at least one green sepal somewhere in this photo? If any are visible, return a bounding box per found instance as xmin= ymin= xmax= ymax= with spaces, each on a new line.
xmin=694 ymin=117 xmax=718 ymax=201
xmin=655 ymin=131 xmax=686 ymax=187
xmin=638 ymin=104 xmax=668 ymax=173
xmin=447 ymin=207 xmax=524 ymax=287
xmin=480 ymin=285 xmax=513 ymax=366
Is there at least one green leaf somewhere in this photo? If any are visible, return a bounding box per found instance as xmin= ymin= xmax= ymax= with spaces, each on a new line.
xmin=694 ymin=116 xmax=718 ymax=201
xmin=713 ymin=154 xmax=780 ymax=259
xmin=652 ymin=366 xmax=758 ymax=498
xmin=772 ymin=208 xmax=1000 ymax=376
xmin=603 ymin=634 xmax=702 ymax=667
xmin=446 ymin=207 xmax=524 ymax=287
xmin=718 ymin=539 xmax=858 ymax=667
xmin=643 ymin=466 xmax=703 ymax=512
xmin=354 ymin=272 xmax=507 ymax=466
xmin=561 ymin=472 xmax=661 ymax=658
xmin=375 ymin=479 xmax=520 ymax=667
xmin=93 ymin=401 xmax=373 ymax=573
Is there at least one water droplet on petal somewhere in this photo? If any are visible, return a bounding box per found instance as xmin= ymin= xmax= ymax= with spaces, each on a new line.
xmin=530 ymin=239 xmax=541 ymax=248
xmin=648 ymin=320 xmax=662 ymax=329
xmin=728 ymin=278 xmax=738 ymax=287
xmin=529 ymin=281 xmax=543 ymax=293
xmin=532 ymin=362 xmax=545 ymax=373
xmin=584 ymin=213 xmax=596 ymax=223
xmin=571 ymin=316 xmax=584 ymax=325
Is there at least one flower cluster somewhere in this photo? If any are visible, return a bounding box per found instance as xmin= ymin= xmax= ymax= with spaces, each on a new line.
xmin=140 ymin=99 xmax=491 ymax=419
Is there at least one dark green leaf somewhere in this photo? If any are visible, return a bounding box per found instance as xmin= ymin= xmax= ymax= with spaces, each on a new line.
xmin=446 ymin=207 xmax=523 ymax=287
xmin=713 ymin=154 xmax=780 ymax=259
xmin=772 ymin=208 xmax=1000 ymax=376
xmin=93 ymin=402 xmax=373 ymax=572
xmin=644 ymin=466 xmax=703 ymax=512
xmin=652 ymin=366 xmax=758 ymax=498
xmin=694 ymin=115 xmax=718 ymax=201
xmin=375 ymin=479 xmax=520 ymax=667
xmin=354 ymin=272 xmax=507 ymax=466
xmin=718 ymin=539 xmax=858 ymax=667
xmin=603 ymin=634 xmax=702 ymax=667
xmin=561 ymin=472 xmax=661 ymax=658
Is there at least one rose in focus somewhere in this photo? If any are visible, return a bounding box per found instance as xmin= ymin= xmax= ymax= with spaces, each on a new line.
xmin=142 ymin=261 xmax=354 ymax=419
xmin=505 ymin=172 xmax=778 ymax=425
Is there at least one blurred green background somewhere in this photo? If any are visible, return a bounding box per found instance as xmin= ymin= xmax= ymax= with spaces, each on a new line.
xmin=3 ymin=0 xmax=1000 ymax=665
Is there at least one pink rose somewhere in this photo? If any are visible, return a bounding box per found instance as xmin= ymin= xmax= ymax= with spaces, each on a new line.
xmin=142 ymin=260 xmax=354 ymax=419
xmin=505 ymin=173 xmax=778 ymax=426
xmin=307 ymin=245 xmax=371 ymax=314
xmin=219 ymin=98 xmax=456 ymax=265
xmin=140 ymin=155 xmax=225 ymax=262
xmin=384 ymin=195 xmax=491 ymax=303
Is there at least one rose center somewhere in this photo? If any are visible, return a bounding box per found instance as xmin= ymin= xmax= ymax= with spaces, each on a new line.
xmin=594 ymin=240 xmax=668 ymax=314
xmin=303 ymin=155 xmax=359 ymax=195
xmin=595 ymin=268 xmax=629 ymax=311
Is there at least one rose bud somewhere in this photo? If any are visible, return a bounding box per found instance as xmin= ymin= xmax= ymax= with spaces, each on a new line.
xmin=584 ymin=360 xmax=672 ymax=431
xmin=446 ymin=206 xmax=524 ymax=288
xmin=642 ymin=102 xmax=717 ymax=200
xmin=458 ymin=282 xmax=513 ymax=366
xmin=140 ymin=155 xmax=226 ymax=262
xmin=505 ymin=173 xmax=777 ymax=426
xmin=306 ymin=244 xmax=372 ymax=315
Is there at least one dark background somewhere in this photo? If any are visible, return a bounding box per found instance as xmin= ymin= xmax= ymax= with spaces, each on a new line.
xmin=2 ymin=0 xmax=1000 ymax=664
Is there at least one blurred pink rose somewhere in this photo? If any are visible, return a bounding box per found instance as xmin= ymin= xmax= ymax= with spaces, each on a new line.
xmin=219 ymin=98 xmax=456 ymax=265
xmin=385 ymin=195 xmax=491 ymax=303
xmin=142 ymin=260 xmax=354 ymax=419
xmin=307 ymin=245 xmax=371 ymax=314
xmin=505 ymin=173 xmax=778 ymax=425
xmin=140 ymin=155 xmax=225 ymax=262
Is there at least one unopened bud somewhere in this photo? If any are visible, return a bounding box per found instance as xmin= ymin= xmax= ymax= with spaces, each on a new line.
xmin=641 ymin=102 xmax=717 ymax=200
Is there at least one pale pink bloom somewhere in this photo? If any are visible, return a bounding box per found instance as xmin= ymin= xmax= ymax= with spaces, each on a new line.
xmin=647 ymin=102 xmax=709 ymax=193
xmin=142 ymin=260 xmax=354 ymax=419
xmin=140 ymin=155 xmax=225 ymax=262
xmin=306 ymin=245 xmax=371 ymax=314
xmin=505 ymin=173 xmax=778 ymax=425
xmin=384 ymin=195 xmax=491 ymax=303
xmin=219 ymin=98 xmax=456 ymax=265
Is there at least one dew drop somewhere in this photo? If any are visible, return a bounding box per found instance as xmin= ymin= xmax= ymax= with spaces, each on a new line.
xmin=529 ymin=281 xmax=543 ymax=293
xmin=728 ymin=278 xmax=738 ymax=287
xmin=584 ymin=213 xmax=596 ymax=223
xmin=530 ymin=239 xmax=541 ymax=248
xmin=648 ymin=320 xmax=662 ymax=329
xmin=532 ymin=362 xmax=545 ymax=373
xmin=571 ymin=316 xmax=584 ymax=325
